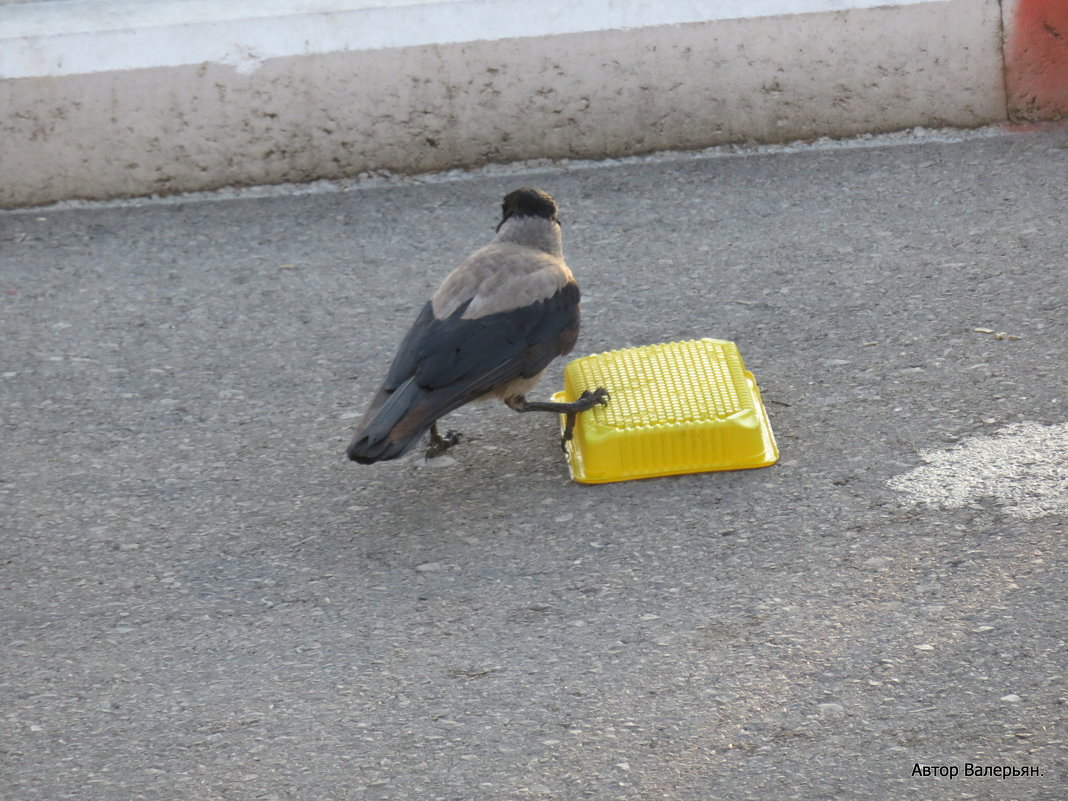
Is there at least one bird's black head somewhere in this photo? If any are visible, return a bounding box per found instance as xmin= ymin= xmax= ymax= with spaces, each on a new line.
xmin=499 ymin=188 xmax=558 ymax=229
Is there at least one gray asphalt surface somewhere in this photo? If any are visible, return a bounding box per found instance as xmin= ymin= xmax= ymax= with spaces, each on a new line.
xmin=2 ymin=126 xmax=1066 ymax=801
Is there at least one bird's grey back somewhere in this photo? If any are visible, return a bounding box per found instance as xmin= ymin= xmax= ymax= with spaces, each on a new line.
xmin=431 ymin=214 xmax=572 ymax=321
xmin=494 ymin=214 xmax=563 ymax=258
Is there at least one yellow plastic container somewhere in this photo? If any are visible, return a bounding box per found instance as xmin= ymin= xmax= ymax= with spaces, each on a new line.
xmin=552 ymin=338 xmax=778 ymax=484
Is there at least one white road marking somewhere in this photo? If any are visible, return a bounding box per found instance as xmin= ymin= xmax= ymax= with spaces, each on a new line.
xmin=889 ymin=422 xmax=1068 ymax=520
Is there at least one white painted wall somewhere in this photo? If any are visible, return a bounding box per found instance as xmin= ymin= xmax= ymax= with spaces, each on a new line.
xmin=0 ymin=0 xmax=1004 ymax=207
xmin=3 ymin=0 xmax=954 ymax=78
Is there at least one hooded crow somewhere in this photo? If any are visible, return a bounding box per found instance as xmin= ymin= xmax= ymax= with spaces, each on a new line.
xmin=346 ymin=187 xmax=608 ymax=464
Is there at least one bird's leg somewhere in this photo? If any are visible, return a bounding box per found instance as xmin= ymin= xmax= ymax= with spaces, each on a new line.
xmin=426 ymin=420 xmax=462 ymax=459
xmin=505 ymin=388 xmax=610 ymax=449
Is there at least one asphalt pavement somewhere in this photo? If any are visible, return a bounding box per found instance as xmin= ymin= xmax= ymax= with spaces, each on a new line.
xmin=2 ymin=125 xmax=1066 ymax=800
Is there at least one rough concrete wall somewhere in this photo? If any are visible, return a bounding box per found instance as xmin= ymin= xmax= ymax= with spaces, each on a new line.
xmin=0 ymin=0 xmax=1005 ymax=208
xmin=1003 ymin=0 xmax=1068 ymax=121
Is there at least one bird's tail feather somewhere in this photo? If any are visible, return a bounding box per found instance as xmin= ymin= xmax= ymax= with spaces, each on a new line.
xmin=346 ymin=379 xmax=431 ymax=463
xmin=346 ymin=359 xmax=520 ymax=464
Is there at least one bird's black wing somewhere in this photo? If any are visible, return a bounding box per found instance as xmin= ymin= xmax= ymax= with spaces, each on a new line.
xmin=388 ymin=281 xmax=579 ymax=394
xmin=347 ymin=282 xmax=579 ymax=462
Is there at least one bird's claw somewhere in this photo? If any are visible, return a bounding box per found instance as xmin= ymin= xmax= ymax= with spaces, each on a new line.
xmin=561 ymin=387 xmax=610 ymax=450
xmin=576 ymin=387 xmax=610 ymax=409
xmin=426 ymin=429 xmax=462 ymax=459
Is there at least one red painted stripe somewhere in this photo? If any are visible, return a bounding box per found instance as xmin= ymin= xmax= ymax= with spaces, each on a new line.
xmin=1005 ymin=0 xmax=1068 ymax=121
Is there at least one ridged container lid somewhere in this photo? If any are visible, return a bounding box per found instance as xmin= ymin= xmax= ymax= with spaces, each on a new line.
xmin=553 ymin=338 xmax=778 ymax=483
